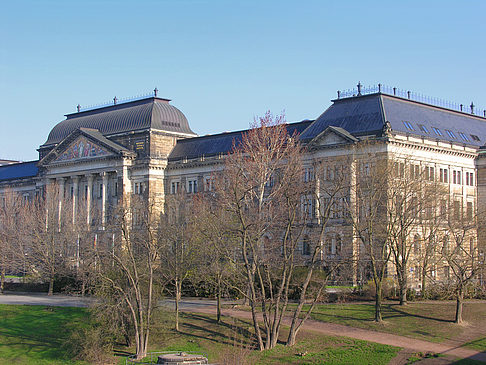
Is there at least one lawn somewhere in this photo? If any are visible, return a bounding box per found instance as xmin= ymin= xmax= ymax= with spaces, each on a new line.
xmin=0 ymin=303 xmax=401 ymax=364
xmin=135 ymin=310 xmax=400 ymax=365
xmin=307 ymin=301 xmax=486 ymax=348
xmin=0 ymin=304 xmax=88 ymax=364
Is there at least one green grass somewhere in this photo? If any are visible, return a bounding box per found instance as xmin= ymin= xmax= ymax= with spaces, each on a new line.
xmin=463 ymin=336 xmax=486 ymax=352
xmin=307 ymin=301 xmax=486 ymax=345
xmin=0 ymin=304 xmax=88 ymax=364
xmin=117 ymin=309 xmax=400 ymax=365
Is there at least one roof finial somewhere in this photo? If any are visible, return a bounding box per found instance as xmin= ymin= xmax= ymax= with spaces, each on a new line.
xmin=378 ymin=83 xmax=382 ymax=92
xmin=337 ymin=90 xmax=341 ymax=99
xmin=77 ymin=104 xmax=81 ymax=112
xmin=407 ymin=91 xmax=411 ymax=99
xmin=357 ymin=81 xmax=362 ymax=96
xmin=460 ymin=104 xmax=463 ymax=112
xmin=113 ymin=96 xmax=117 ymax=105
xmin=470 ymin=102 xmax=475 ymax=114
xmin=154 ymin=87 xmax=158 ymax=97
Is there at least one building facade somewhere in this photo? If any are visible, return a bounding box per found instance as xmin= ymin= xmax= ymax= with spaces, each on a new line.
xmin=1 ymin=87 xmax=485 ymax=287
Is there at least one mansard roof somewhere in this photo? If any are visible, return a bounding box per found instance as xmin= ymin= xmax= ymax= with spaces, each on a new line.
xmin=168 ymin=120 xmax=313 ymax=162
xmin=300 ymin=93 xmax=486 ymax=147
xmin=42 ymin=97 xmax=195 ymax=147
xmin=0 ymin=161 xmax=38 ymax=182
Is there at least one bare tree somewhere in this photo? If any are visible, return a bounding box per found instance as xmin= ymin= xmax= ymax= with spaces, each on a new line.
xmin=23 ymin=184 xmax=74 ymax=295
xmin=218 ymin=112 xmax=331 ymax=350
xmin=347 ymin=153 xmax=392 ymax=322
xmin=192 ymin=193 xmax=239 ymax=323
xmin=442 ymin=203 xmax=483 ymax=323
xmin=387 ymin=160 xmax=447 ymax=305
xmin=95 ymin=195 xmax=162 ymax=359
xmin=159 ymin=192 xmax=201 ymax=332
xmin=0 ymin=190 xmax=24 ymax=293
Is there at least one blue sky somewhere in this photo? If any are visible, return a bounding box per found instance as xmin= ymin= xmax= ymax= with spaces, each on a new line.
xmin=1 ymin=0 xmax=485 ymax=160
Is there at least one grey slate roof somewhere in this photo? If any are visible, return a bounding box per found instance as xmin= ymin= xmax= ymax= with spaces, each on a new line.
xmin=79 ymin=128 xmax=131 ymax=153
xmin=300 ymin=93 xmax=385 ymax=141
xmin=168 ymin=120 xmax=313 ymax=162
xmin=382 ymin=95 xmax=486 ymax=147
xmin=300 ymin=93 xmax=486 ymax=147
xmin=0 ymin=161 xmax=38 ymax=182
xmin=42 ymin=97 xmax=195 ymax=147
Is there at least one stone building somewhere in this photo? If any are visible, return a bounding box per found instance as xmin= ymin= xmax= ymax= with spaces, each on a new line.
xmin=1 ymin=86 xmax=485 ymax=287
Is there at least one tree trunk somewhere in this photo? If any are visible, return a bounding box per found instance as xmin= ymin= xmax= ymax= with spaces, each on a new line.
xmin=421 ymin=270 xmax=427 ymax=299
xmin=399 ymin=267 xmax=407 ymax=305
xmin=0 ymin=265 xmax=5 ymax=294
xmin=375 ymin=281 xmax=383 ymax=322
xmin=175 ymin=279 xmax=181 ymax=331
xmin=48 ymin=276 xmax=54 ymax=296
xmin=216 ymin=276 xmax=222 ymax=323
xmin=455 ymin=288 xmax=463 ymax=324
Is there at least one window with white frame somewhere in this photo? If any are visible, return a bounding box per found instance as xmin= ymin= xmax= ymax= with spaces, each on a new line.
xmin=187 ymin=178 xmax=198 ymax=193
xmin=204 ymin=176 xmax=214 ymax=192
xmin=171 ymin=181 xmax=180 ymax=194
xmin=301 ymin=195 xmax=315 ymax=219
xmin=453 ymin=170 xmax=462 ymax=185
xmin=424 ymin=166 xmax=434 ymax=181
xmin=439 ymin=168 xmax=448 ymax=183
xmin=303 ymin=166 xmax=315 ymax=182
xmin=466 ymin=172 xmax=475 ymax=186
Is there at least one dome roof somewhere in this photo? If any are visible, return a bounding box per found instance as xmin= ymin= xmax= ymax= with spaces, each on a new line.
xmin=42 ymin=97 xmax=195 ymax=147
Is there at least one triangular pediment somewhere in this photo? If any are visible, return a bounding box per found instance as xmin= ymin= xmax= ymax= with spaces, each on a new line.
xmin=53 ymin=135 xmax=112 ymax=162
xmin=39 ymin=128 xmax=133 ymax=166
xmin=309 ymin=126 xmax=358 ymax=147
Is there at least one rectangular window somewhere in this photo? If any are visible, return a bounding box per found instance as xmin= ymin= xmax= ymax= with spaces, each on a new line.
xmin=440 ymin=200 xmax=447 ymax=217
xmin=467 ymin=202 xmax=473 ymax=220
xmin=424 ymin=166 xmax=434 ymax=181
xmin=204 ymin=176 xmax=213 ymax=192
xmin=454 ymin=200 xmax=461 ymax=220
xmin=440 ymin=168 xmax=448 ymax=183
xmin=432 ymin=127 xmax=443 ymax=136
xmin=187 ymin=179 xmax=197 ymax=193
xmin=303 ymin=167 xmax=315 ymax=182
xmin=171 ymin=181 xmax=180 ymax=194
xmin=113 ymin=181 xmax=118 ymax=196
xmin=466 ymin=172 xmax=475 ymax=186
xmin=99 ymin=183 xmax=103 ymax=198
xmin=453 ymin=170 xmax=462 ymax=185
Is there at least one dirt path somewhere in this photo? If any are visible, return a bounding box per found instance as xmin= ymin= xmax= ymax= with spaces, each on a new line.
xmin=173 ymin=300 xmax=486 ymax=363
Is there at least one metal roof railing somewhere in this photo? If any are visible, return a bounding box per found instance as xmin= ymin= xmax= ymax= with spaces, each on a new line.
xmin=337 ymin=83 xmax=486 ymax=118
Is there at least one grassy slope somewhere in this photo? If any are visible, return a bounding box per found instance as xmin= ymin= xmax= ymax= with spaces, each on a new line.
xmin=0 ymin=304 xmax=88 ymax=364
xmin=308 ymin=301 xmax=486 ymax=349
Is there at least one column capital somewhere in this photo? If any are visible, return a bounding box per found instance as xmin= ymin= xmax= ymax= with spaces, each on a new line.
xmin=71 ymin=175 xmax=80 ymax=182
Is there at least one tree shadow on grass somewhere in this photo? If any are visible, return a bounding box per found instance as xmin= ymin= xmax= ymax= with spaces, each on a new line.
xmin=388 ymin=304 xmax=453 ymax=323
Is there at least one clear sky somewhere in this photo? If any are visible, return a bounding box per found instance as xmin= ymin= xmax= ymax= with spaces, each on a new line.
xmin=1 ymin=0 xmax=485 ymax=161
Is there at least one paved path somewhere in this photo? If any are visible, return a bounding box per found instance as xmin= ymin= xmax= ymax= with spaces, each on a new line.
xmin=162 ymin=299 xmax=486 ymax=363
xmin=0 ymin=292 xmax=93 ymax=307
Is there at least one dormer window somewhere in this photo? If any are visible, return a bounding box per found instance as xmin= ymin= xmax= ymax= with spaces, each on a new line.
xmin=471 ymin=134 xmax=480 ymax=142
xmin=459 ymin=132 xmax=469 ymax=141
xmin=445 ymin=130 xmax=456 ymax=139
xmin=432 ymin=127 xmax=443 ymax=136
xmin=403 ymin=121 xmax=414 ymax=131
xmin=418 ymin=124 xmax=429 ymax=133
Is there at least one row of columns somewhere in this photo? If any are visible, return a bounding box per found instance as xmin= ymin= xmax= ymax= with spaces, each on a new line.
xmin=51 ymin=171 xmax=116 ymax=230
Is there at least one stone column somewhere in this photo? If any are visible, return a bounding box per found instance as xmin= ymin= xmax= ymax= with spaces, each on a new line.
xmin=101 ymin=172 xmax=109 ymax=229
xmin=86 ymin=174 xmax=95 ymax=226
xmin=57 ymin=177 xmax=65 ymax=232
xmin=72 ymin=176 xmax=79 ymax=225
